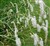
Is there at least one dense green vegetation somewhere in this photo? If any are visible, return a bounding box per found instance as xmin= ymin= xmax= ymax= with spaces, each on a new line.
xmin=0 ymin=0 xmax=50 ymax=46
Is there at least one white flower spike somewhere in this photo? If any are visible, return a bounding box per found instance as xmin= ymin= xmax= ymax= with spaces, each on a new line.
xmin=31 ymin=16 xmax=37 ymax=28
xmin=42 ymin=24 xmax=48 ymax=43
xmin=11 ymin=21 xmax=21 ymax=46
xmin=30 ymin=33 xmax=39 ymax=46
xmin=39 ymin=37 xmax=44 ymax=46
xmin=27 ymin=0 xmax=33 ymax=12
xmin=37 ymin=24 xmax=42 ymax=32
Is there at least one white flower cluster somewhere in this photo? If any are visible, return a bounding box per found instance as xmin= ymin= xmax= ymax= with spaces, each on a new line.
xmin=30 ymin=33 xmax=44 ymax=46
xmin=9 ymin=0 xmax=49 ymax=46
xmin=11 ymin=21 xmax=21 ymax=46
xmin=30 ymin=0 xmax=48 ymax=46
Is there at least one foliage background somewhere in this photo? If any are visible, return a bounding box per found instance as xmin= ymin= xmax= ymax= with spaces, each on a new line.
xmin=0 ymin=0 xmax=50 ymax=46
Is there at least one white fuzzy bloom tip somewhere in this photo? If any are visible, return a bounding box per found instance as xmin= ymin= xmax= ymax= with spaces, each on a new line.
xmin=31 ymin=16 xmax=37 ymax=28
